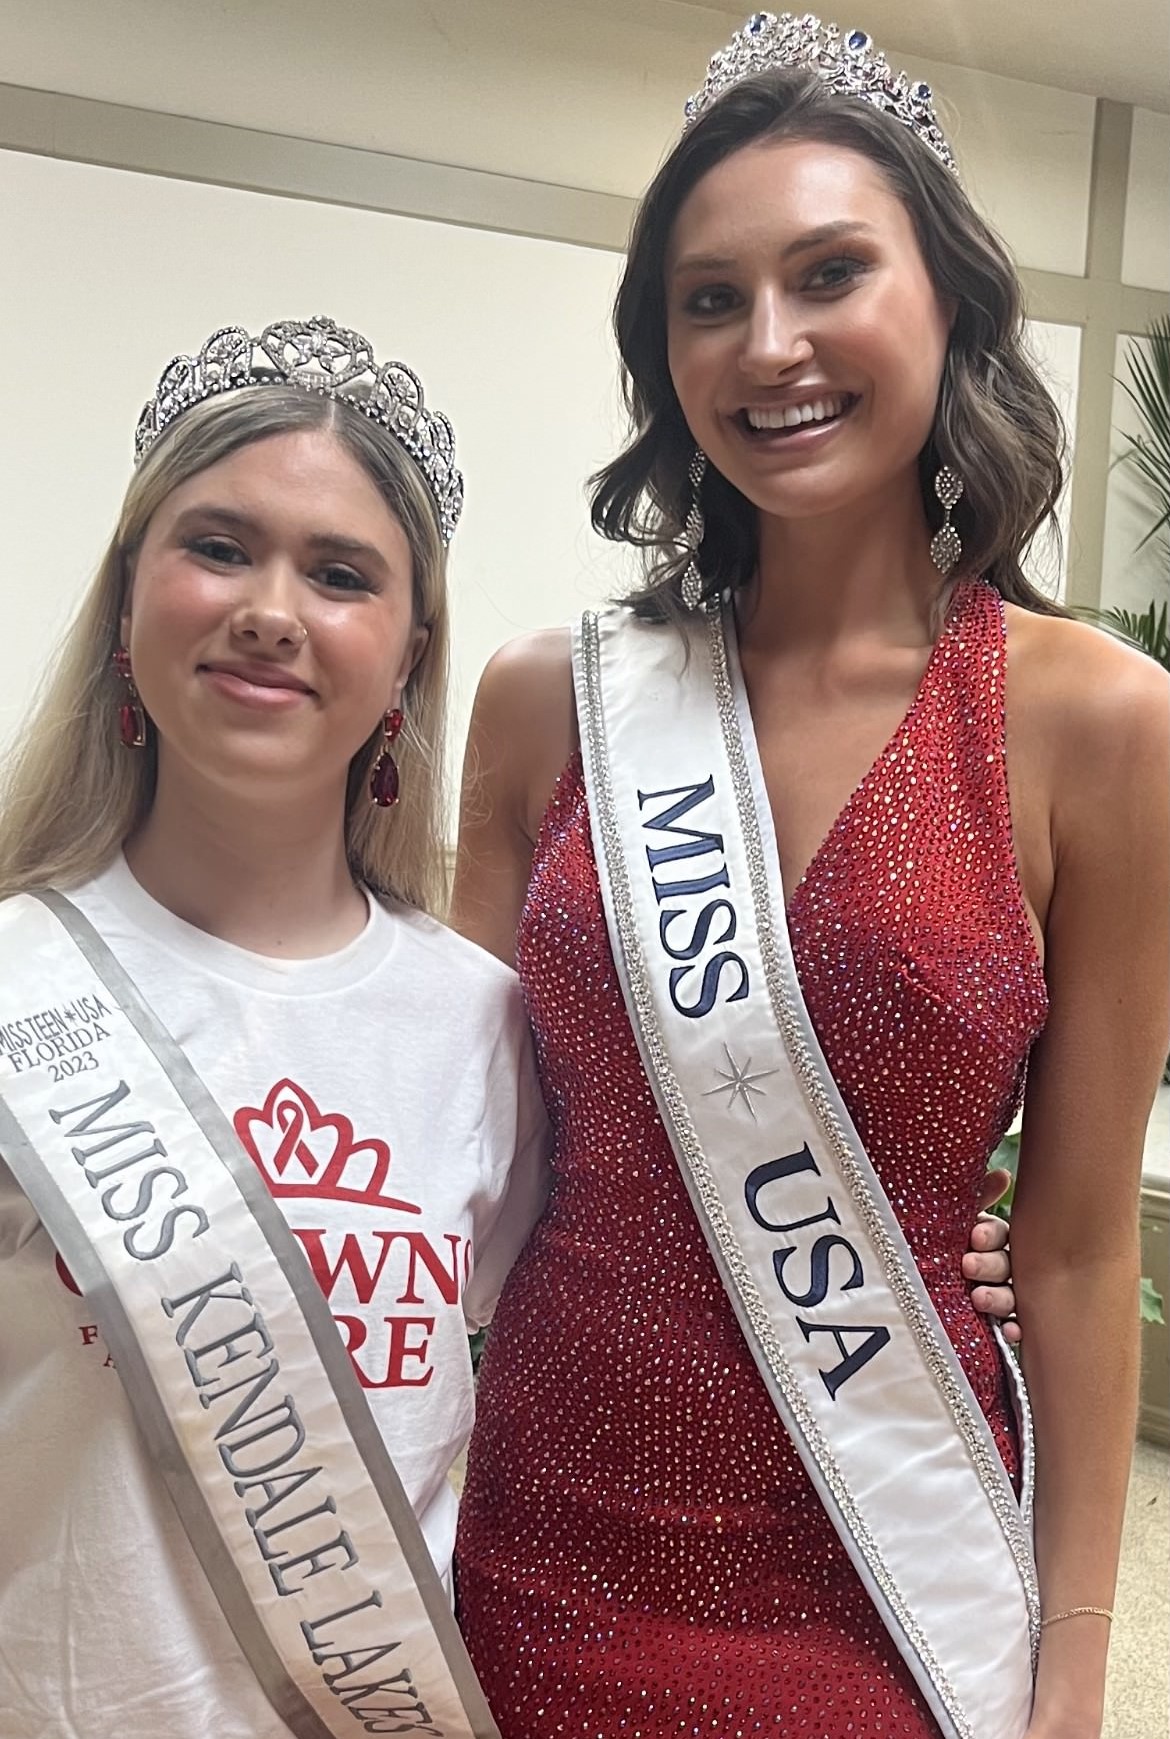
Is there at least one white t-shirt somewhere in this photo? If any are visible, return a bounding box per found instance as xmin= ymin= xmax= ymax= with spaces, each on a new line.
xmin=0 ymin=858 xmax=549 ymax=1739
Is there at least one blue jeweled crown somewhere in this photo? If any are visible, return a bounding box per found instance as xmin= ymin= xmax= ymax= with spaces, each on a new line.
xmin=684 ymin=12 xmax=956 ymax=175
xmin=134 ymin=316 xmax=463 ymax=545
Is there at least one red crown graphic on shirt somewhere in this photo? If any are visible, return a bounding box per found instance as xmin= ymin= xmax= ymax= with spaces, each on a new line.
xmin=233 ymin=1077 xmax=421 ymax=1214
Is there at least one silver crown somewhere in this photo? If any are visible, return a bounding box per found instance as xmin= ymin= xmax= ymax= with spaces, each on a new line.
xmin=684 ymin=13 xmax=956 ymax=174
xmin=134 ymin=317 xmax=464 ymax=544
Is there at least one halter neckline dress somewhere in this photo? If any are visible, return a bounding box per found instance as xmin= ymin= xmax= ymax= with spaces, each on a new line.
xmin=456 ymin=578 xmax=1047 ymax=1737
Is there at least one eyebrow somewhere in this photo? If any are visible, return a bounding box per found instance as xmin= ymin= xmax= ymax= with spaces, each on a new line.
xmin=671 ymin=220 xmax=876 ymax=277
xmin=171 ymin=505 xmax=390 ymax=571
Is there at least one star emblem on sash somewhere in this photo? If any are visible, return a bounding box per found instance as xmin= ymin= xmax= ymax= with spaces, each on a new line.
xmin=703 ymin=1045 xmax=778 ymax=1120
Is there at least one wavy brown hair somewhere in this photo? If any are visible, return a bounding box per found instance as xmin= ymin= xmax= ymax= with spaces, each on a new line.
xmin=591 ymin=71 xmax=1067 ymax=620
xmin=0 ymin=388 xmax=451 ymax=914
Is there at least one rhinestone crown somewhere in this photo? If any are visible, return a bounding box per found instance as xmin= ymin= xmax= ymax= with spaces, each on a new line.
xmin=684 ymin=12 xmax=956 ymax=174
xmin=134 ymin=316 xmax=463 ymax=544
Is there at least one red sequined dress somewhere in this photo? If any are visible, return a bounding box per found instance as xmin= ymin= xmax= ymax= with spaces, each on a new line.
xmin=456 ymin=580 xmax=1048 ymax=1736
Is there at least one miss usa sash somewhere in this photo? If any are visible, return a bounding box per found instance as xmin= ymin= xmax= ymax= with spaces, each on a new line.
xmin=573 ymin=605 xmax=1039 ymax=1739
xmin=0 ymin=891 xmax=499 ymax=1739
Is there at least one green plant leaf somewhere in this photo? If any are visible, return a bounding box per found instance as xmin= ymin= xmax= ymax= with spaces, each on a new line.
xmin=985 ymin=1128 xmax=1020 ymax=1218
xmin=1071 ymin=600 xmax=1170 ymax=671
xmin=1140 ymin=1275 xmax=1165 ymax=1326
xmin=1121 ymin=317 xmax=1170 ymax=444
xmin=1116 ymin=319 xmax=1170 ymax=569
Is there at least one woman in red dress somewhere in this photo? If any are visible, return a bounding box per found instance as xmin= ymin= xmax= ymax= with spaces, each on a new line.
xmin=452 ymin=18 xmax=1169 ymax=1739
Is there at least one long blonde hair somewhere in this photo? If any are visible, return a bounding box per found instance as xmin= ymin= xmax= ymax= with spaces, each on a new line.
xmin=0 ymin=389 xmax=452 ymax=914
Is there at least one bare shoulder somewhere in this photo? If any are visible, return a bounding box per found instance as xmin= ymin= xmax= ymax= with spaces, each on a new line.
xmin=466 ymin=627 xmax=578 ymax=844
xmin=1006 ymin=605 xmax=1169 ymax=754
xmin=474 ymin=626 xmax=574 ymax=736
xmin=1005 ymin=606 xmax=1169 ymax=830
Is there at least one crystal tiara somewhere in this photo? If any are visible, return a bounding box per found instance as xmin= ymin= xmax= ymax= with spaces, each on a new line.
xmin=133 ymin=316 xmax=464 ymax=545
xmin=684 ymin=12 xmax=957 ymax=175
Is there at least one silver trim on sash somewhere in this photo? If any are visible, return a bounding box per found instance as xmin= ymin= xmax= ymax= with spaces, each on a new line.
xmin=711 ymin=616 xmax=1040 ymax=1560
xmin=573 ymin=604 xmax=1038 ymax=1739
xmin=0 ymin=890 xmax=500 ymax=1739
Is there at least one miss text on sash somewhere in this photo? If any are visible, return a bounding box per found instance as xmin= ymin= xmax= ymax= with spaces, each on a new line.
xmin=639 ymin=772 xmax=892 ymax=1405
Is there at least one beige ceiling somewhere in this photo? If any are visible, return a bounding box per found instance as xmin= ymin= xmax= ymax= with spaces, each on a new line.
xmin=581 ymin=0 xmax=1170 ymax=112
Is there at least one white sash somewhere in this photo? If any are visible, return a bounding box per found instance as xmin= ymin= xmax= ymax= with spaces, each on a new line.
xmin=573 ymin=604 xmax=1038 ymax=1739
xmin=0 ymin=890 xmax=499 ymax=1739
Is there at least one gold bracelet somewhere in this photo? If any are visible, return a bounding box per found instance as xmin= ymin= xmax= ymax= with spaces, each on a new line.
xmin=1039 ymin=1606 xmax=1114 ymax=1630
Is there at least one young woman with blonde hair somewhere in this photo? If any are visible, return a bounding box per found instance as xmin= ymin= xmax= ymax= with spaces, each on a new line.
xmin=0 ymin=318 xmax=546 ymax=1739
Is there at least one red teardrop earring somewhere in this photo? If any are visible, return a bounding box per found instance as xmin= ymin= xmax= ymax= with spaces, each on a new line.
xmin=112 ymin=647 xmax=147 ymax=749
xmin=369 ymin=708 xmax=404 ymax=808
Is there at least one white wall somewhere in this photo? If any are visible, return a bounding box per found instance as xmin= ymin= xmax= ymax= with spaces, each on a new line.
xmin=909 ymin=58 xmax=1094 ymax=278
xmin=0 ymin=147 xmax=632 ymax=780
xmin=1124 ymin=108 xmax=1170 ymax=292
xmin=0 ymin=0 xmax=1097 ymax=272
xmin=1105 ymin=104 xmax=1169 ymax=617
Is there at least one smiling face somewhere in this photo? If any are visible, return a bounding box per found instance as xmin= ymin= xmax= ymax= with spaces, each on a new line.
xmin=122 ymin=428 xmax=426 ymax=807
xmin=666 ymin=137 xmax=952 ymax=527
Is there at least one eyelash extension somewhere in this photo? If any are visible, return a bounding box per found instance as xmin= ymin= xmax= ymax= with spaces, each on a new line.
xmin=682 ymin=256 xmax=868 ymax=317
xmin=684 ymin=286 xmax=740 ymax=318
xmin=806 ymin=256 xmax=869 ymax=290
xmin=182 ymin=539 xmax=376 ymax=595
xmin=184 ymin=534 xmax=244 ymax=563
xmin=318 ymin=567 xmax=378 ymax=595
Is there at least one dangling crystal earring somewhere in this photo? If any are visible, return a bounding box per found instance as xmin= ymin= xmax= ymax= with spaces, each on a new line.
xmin=369 ymin=708 xmax=404 ymax=808
xmin=930 ymin=467 xmax=964 ymax=576
xmin=679 ymin=448 xmax=708 ymax=612
xmin=112 ymin=647 xmax=147 ymax=748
